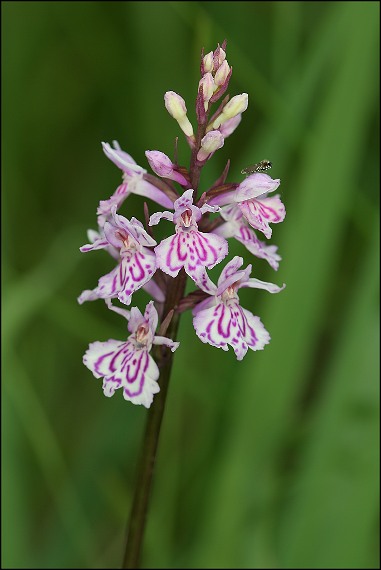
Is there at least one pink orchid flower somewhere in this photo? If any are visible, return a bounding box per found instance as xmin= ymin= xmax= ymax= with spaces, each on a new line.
xmin=209 ymin=172 xmax=285 ymax=239
xmin=193 ymin=256 xmax=285 ymax=360
xmin=84 ymin=300 xmax=179 ymax=408
xmin=149 ymin=189 xmax=228 ymax=283
xmin=79 ymin=208 xmax=157 ymax=306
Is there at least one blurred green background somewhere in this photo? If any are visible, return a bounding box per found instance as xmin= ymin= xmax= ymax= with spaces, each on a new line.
xmin=2 ymin=1 xmax=380 ymax=568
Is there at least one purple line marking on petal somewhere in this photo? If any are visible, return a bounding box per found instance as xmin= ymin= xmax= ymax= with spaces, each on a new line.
xmin=129 ymin=253 xmax=145 ymax=282
xmin=109 ymin=344 xmax=128 ymax=373
xmin=193 ymin=233 xmax=209 ymax=262
xmin=124 ymin=351 xmax=150 ymax=397
xmin=94 ymin=351 xmax=115 ymax=375
xmin=217 ymin=304 xmax=231 ymax=338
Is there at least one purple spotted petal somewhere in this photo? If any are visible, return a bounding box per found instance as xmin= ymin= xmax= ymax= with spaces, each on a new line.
xmin=191 ymin=266 xmax=217 ymax=295
xmin=144 ymin=300 xmax=159 ymax=335
xmin=84 ymin=339 xmax=127 ymax=379
xmin=154 ymin=234 xmax=184 ymax=277
xmin=154 ymin=230 xmax=228 ymax=279
xmin=149 ymin=210 xmax=174 ymax=226
xmin=80 ymin=235 xmax=109 ymax=253
xmin=109 ymin=211 xmax=157 ymax=248
xmin=129 ymin=217 xmax=157 ymax=247
xmin=121 ymin=351 xmax=160 ymax=408
xmin=193 ymin=301 xmax=230 ymax=352
xmin=174 ymin=189 xmax=194 ymax=210
xmin=193 ymin=300 xmax=270 ymax=360
xmin=235 ymin=225 xmax=281 ymax=270
xmin=95 ymin=249 xmax=157 ymax=305
xmin=217 ymin=256 xmax=244 ymax=288
xmin=170 ymin=190 xmax=203 ymax=225
xmin=84 ymin=339 xmax=160 ymax=408
xmin=239 ymin=194 xmax=286 ymax=239
xmin=215 ymin=204 xmax=282 ymax=270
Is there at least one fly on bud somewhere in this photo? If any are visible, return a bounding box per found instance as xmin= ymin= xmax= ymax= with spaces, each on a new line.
xmin=241 ymin=160 xmax=272 ymax=176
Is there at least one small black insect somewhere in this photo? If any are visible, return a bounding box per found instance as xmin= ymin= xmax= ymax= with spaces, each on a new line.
xmin=241 ymin=160 xmax=272 ymax=176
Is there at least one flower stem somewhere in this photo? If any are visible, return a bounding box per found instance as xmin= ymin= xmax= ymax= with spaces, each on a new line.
xmin=123 ymin=102 xmax=206 ymax=569
xmin=122 ymin=270 xmax=187 ymax=569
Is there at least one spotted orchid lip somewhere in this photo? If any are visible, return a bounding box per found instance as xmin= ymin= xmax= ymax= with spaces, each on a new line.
xmin=192 ymin=255 xmax=284 ymax=359
xmin=79 ymin=213 xmax=158 ymax=307
xmin=149 ymin=189 xmax=228 ymax=281
xmin=83 ymin=300 xmax=179 ymax=408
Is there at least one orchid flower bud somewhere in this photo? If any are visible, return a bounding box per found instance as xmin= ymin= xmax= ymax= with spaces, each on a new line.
xmin=213 ymin=46 xmax=226 ymax=72
xmin=164 ymin=91 xmax=194 ymax=137
xmin=219 ymin=114 xmax=242 ymax=138
xmin=145 ymin=150 xmax=188 ymax=186
xmin=197 ymin=130 xmax=224 ymax=162
xmin=202 ymin=51 xmax=214 ymax=73
xmin=212 ymin=93 xmax=248 ymax=129
xmin=217 ymin=47 xmax=226 ymax=67
xmin=198 ymin=73 xmax=215 ymax=111
xmin=214 ymin=60 xmax=230 ymax=88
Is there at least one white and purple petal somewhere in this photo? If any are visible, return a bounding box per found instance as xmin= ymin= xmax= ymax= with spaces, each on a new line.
xmin=154 ymin=234 xmax=185 ymax=277
xmin=239 ymin=194 xmax=286 ymax=239
xmin=234 ymin=225 xmax=281 ymax=270
xmin=97 ymin=183 xmax=130 ymax=222
xmin=127 ymin=307 xmax=146 ymax=335
xmin=217 ymin=256 xmax=244 ymax=288
xmin=85 ymin=338 xmax=160 ymax=408
xmin=200 ymin=202 xmax=220 ymax=215
xmin=193 ymin=302 xmax=230 ymax=352
xmin=80 ymin=235 xmax=109 ymax=253
xmin=117 ymin=250 xmax=157 ymax=305
xmin=174 ymin=189 xmax=194 ymax=210
xmin=153 ymin=336 xmax=180 ymax=352
xmin=235 ymin=172 xmax=280 ymax=202
xmin=190 ymin=266 xmax=217 ymax=295
xmin=193 ymin=300 xmax=270 ymax=360
xmin=77 ymin=288 xmax=101 ymax=305
xmin=233 ymin=305 xmax=271 ymax=357
xmin=149 ymin=210 xmax=174 ymax=226
xmin=102 ymin=141 xmax=143 ymax=174
xmin=154 ymin=230 xmax=228 ymax=279
xmin=240 ymin=277 xmax=286 ymax=294
xmin=121 ymin=350 xmax=160 ymax=408
xmin=109 ymin=212 xmax=157 ymax=248
xmin=94 ymin=249 xmax=156 ymax=305
xmin=84 ymin=339 xmax=129 ymax=379
xmin=143 ymin=300 xmax=159 ymax=335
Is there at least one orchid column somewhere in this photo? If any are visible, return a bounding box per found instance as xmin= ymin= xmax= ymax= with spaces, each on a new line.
xmin=78 ymin=40 xmax=286 ymax=568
